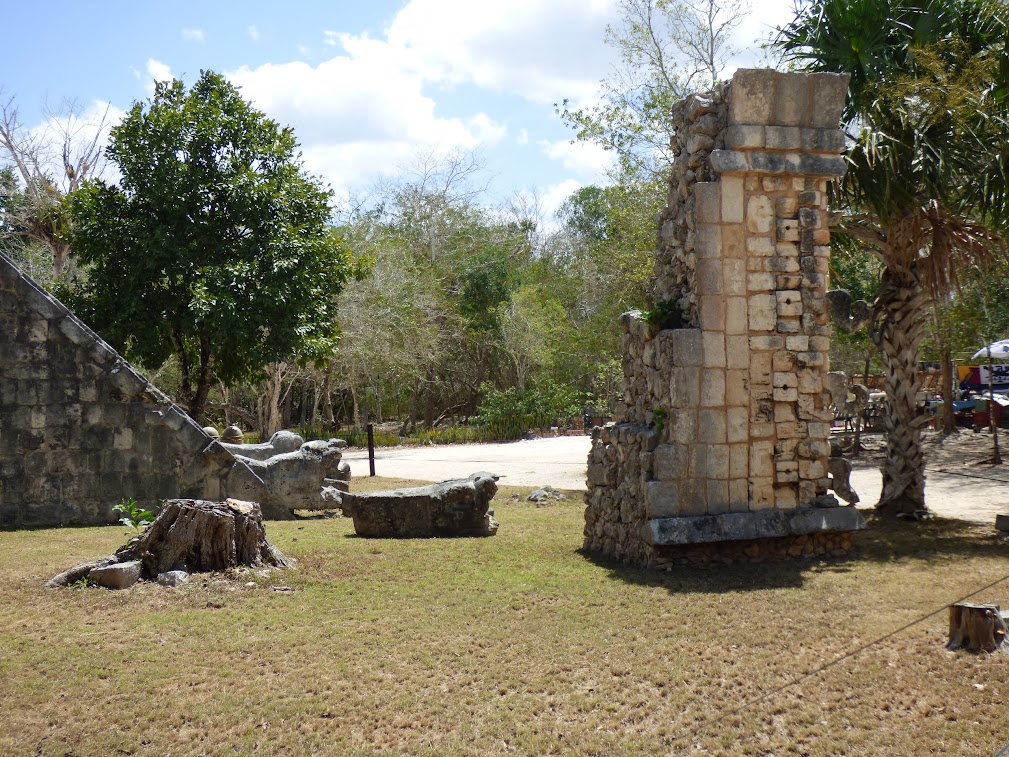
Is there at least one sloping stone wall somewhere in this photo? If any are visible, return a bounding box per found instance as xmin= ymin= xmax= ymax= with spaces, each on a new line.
xmin=0 ymin=253 xmax=232 ymax=527
xmin=585 ymin=69 xmax=865 ymax=567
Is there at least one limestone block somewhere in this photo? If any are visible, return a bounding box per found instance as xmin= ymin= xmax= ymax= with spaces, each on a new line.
xmin=777 ymin=318 xmax=801 ymax=334
xmin=678 ymin=479 xmax=707 ymax=516
xmin=750 ymin=351 xmax=773 ymax=383
xmin=722 ymin=225 xmax=746 ymax=259
xmin=699 ymin=295 xmax=725 ymax=331
xmin=729 ymin=69 xmax=777 ymax=125
xmin=653 ymin=444 xmax=687 ymax=481
xmin=762 ymin=176 xmax=789 ymax=191
xmin=672 ymin=368 xmax=700 ymax=407
xmin=695 ymin=183 xmax=721 ymax=224
xmin=700 ymin=369 xmax=726 ymax=406
xmin=696 ymin=260 xmax=723 ymax=295
xmin=786 ymin=335 xmax=810 ymax=351
xmin=797 ymin=369 xmax=822 ymax=394
xmin=772 ymin=371 xmax=796 ymax=389
xmin=807 ymin=421 xmax=831 ymax=439
xmin=694 ymin=444 xmax=729 ymax=480
xmin=801 ymin=128 xmax=846 ymax=153
xmin=748 ymin=152 xmax=788 ymax=173
xmin=723 ymin=260 xmax=747 ymax=296
xmin=672 ymin=329 xmax=703 ymax=367
xmin=707 ymin=480 xmax=730 ymax=514
xmin=799 ymin=459 xmax=827 ymax=479
xmin=727 ymin=407 xmax=748 ymax=442
xmin=750 ymin=479 xmax=775 ymax=510
xmin=725 ymin=124 xmax=764 ymax=148
xmin=775 ymin=485 xmax=799 ymax=509
xmin=797 ymin=351 xmax=825 ymax=368
xmin=687 ymin=133 xmax=715 ymax=154
xmin=645 ymin=481 xmax=681 ymax=518
xmin=809 ymin=72 xmax=850 ymax=129
xmin=774 ymin=403 xmax=797 ymax=423
xmin=774 ymin=72 xmax=810 ymax=126
xmin=746 ymin=195 xmax=774 ymax=233
xmin=723 ymin=298 xmax=747 ymax=337
xmin=772 ymin=350 xmax=796 ymax=372
xmin=766 ymin=256 xmax=800 ymax=273
xmin=729 ymin=478 xmax=749 ymax=510
xmin=776 ymin=291 xmax=802 ymax=317
xmin=773 ymin=386 xmax=799 ymax=402
xmin=746 ymin=236 xmax=775 ymax=256
xmin=709 ymin=150 xmax=748 ymax=174
xmin=748 ymin=294 xmax=777 ymax=331
xmin=776 ymin=218 xmax=800 ymax=242
xmin=726 ymin=335 xmax=749 ymax=369
xmin=747 ymin=272 xmax=775 ymax=291
xmin=750 ymin=422 xmax=774 ymax=438
xmin=765 ymin=125 xmax=802 ymax=149
xmin=750 ymin=441 xmax=774 ymax=478
xmin=799 ymin=480 xmax=817 ymax=505
xmin=722 ymin=176 xmax=746 ymax=224
xmin=729 ymin=444 xmax=748 ymax=479
xmin=698 ymin=409 xmax=727 ymax=443
xmin=776 ymin=470 xmax=799 ymax=484
xmin=726 ymin=370 xmax=749 ymax=406
xmin=796 ymin=439 xmax=829 ymax=459
xmin=697 ymin=326 xmax=727 ymax=368
xmin=776 ymin=196 xmax=799 ymax=218
xmin=670 ymin=409 xmax=697 ymax=445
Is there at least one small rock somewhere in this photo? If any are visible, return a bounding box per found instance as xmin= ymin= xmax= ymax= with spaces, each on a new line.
xmin=157 ymin=570 xmax=190 ymax=587
xmin=90 ymin=560 xmax=141 ymax=590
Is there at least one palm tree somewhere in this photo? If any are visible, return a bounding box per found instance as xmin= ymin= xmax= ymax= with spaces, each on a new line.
xmin=775 ymin=0 xmax=1009 ymax=517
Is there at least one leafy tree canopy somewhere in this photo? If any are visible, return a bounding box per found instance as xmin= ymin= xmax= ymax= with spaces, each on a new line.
xmin=66 ymin=70 xmax=354 ymax=421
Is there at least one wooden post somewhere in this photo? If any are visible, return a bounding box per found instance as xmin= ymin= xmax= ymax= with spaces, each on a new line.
xmin=947 ymin=602 xmax=1008 ymax=652
xmin=367 ymin=422 xmax=376 ymax=477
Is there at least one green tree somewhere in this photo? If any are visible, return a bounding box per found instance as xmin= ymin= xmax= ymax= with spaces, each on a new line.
xmin=776 ymin=0 xmax=1009 ymax=516
xmin=67 ymin=71 xmax=353 ymax=423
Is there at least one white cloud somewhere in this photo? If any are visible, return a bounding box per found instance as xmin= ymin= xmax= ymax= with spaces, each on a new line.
xmin=517 ymin=129 xmax=529 ymax=146
xmin=27 ymin=100 xmax=127 ymax=189
xmin=382 ymin=0 xmax=617 ymax=105
xmin=143 ymin=59 xmax=175 ymax=95
xmin=247 ymin=25 xmax=260 ymax=42
xmin=538 ymin=138 xmax=614 ymax=180
xmin=323 ymin=30 xmax=341 ymax=46
xmin=181 ymin=28 xmax=205 ymax=43
xmin=226 ymin=46 xmax=507 ymax=194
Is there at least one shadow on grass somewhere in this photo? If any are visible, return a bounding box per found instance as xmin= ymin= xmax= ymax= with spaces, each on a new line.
xmin=580 ymin=516 xmax=1008 ymax=594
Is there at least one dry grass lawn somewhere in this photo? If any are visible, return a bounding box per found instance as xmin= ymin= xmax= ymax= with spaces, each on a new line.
xmin=2 ymin=478 xmax=1009 ymax=755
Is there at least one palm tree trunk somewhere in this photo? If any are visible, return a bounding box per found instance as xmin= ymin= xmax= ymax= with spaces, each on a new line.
xmin=871 ymin=264 xmax=930 ymax=517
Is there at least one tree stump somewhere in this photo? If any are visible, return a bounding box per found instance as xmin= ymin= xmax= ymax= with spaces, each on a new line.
xmin=47 ymin=499 xmax=293 ymax=588
xmin=947 ymin=602 xmax=1008 ymax=653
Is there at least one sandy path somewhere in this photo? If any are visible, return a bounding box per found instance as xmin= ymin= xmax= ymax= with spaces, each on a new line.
xmin=343 ymin=435 xmax=1009 ymax=524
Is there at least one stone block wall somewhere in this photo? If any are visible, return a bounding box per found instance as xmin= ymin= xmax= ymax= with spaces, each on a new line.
xmin=585 ymin=70 xmax=866 ymax=567
xmin=0 ymin=253 xmax=232 ymax=527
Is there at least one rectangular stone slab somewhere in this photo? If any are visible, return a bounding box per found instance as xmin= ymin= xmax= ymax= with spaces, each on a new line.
xmin=646 ymin=506 xmax=866 ymax=546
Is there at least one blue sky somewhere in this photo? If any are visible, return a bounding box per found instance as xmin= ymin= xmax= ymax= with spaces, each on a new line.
xmin=2 ymin=0 xmax=799 ymax=221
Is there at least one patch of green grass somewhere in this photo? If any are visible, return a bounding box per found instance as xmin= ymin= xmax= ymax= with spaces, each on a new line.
xmin=1 ymin=490 xmax=1008 ymax=754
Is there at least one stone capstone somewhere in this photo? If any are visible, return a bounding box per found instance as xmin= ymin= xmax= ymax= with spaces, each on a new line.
xmin=340 ymin=472 xmax=500 ymax=538
xmin=646 ymin=506 xmax=866 ymax=546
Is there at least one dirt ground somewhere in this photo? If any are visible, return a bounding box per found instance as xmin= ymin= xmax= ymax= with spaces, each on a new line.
xmin=342 ymin=429 xmax=1009 ymax=524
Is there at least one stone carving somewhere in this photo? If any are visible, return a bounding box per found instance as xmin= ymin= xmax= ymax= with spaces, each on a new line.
xmin=340 ymin=472 xmax=500 ymax=538
xmin=585 ymin=69 xmax=866 ymax=568
xmin=220 ymin=430 xmax=306 ymax=460
xmin=226 ymin=437 xmax=351 ymax=519
xmin=824 ymin=371 xmax=869 ymax=422
xmin=826 ymin=289 xmax=871 ymax=333
xmin=827 ymin=439 xmax=859 ymax=505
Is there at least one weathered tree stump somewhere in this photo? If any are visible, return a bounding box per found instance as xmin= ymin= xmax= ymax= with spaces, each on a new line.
xmin=47 ymin=499 xmax=293 ymax=588
xmin=947 ymin=602 xmax=1008 ymax=653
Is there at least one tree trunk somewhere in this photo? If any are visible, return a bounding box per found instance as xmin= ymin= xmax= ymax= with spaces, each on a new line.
xmin=257 ymin=363 xmax=288 ymax=438
xmin=986 ymin=346 xmax=1002 ymax=464
xmin=947 ymin=602 xmax=1007 ymax=653
xmin=189 ymin=336 xmax=214 ymax=424
xmin=47 ymin=499 xmax=293 ymax=587
xmin=322 ymin=360 xmax=335 ymax=429
xmin=941 ymin=351 xmax=956 ymax=435
xmin=870 ymin=263 xmax=930 ymax=517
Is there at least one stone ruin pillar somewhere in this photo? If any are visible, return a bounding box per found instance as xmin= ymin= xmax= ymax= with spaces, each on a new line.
xmin=584 ymin=69 xmax=867 ymax=568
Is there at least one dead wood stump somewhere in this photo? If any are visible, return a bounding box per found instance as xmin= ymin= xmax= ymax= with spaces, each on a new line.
xmin=947 ymin=602 xmax=1008 ymax=653
xmin=47 ymin=499 xmax=293 ymax=588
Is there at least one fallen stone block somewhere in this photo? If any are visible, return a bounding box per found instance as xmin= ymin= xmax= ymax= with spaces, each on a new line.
xmin=157 ymin=570 xmax=190 ymax=587
xmin=340 ymin=472 xmax=500 ymax=538
xmin=89 ymin=560 xmax=142 ymax=590
xmin=996 ymin=514 xmax=1009 ymax=533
